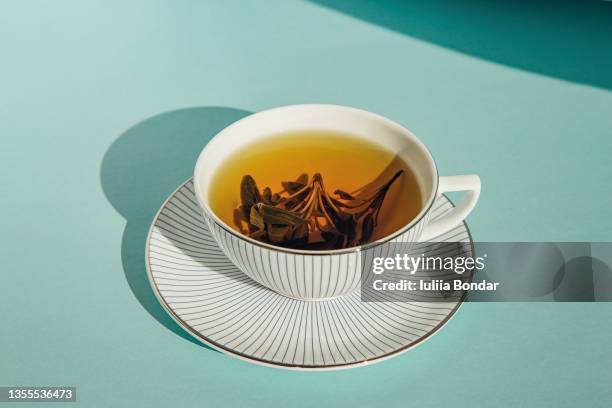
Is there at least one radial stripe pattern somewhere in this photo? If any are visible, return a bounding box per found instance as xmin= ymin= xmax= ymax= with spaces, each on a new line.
xmin=146 ymin=179 xmax=472 ymax=369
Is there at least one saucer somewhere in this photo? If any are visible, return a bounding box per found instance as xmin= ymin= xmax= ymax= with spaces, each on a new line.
xmin=146 ymin=179 xmax=473 ymax=370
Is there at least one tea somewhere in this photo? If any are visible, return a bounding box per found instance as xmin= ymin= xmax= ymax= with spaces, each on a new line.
xmin=208 ymin=130 xmax=422 ymax=249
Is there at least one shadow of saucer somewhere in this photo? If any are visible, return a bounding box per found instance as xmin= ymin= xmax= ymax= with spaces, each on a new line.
xmin=100 ymin=106 xmax=252 ymax=347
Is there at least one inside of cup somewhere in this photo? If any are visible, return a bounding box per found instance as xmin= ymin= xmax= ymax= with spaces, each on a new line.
xmin=196 ymin=105 xmax=436 ymax=208
xmin=194 ymin=105 xmax=438 ymax=251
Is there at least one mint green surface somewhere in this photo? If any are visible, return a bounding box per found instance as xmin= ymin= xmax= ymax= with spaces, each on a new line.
xmin=1 ymin=1 xmax=611 ymax=407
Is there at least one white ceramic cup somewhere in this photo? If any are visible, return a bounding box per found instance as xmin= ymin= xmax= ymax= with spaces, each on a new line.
xmin=194 ymin=104 xmax=480 ymax=300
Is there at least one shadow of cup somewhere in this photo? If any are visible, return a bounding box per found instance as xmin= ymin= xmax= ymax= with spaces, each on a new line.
xmin=100 ymin=106 xmax=251 ymax=347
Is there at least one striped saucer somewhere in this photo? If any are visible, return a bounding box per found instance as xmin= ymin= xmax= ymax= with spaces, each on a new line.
xmin=146 ymin=179 xmax=473 ymax=370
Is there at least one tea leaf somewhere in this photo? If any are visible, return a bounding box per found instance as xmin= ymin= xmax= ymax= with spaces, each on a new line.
xmin=282 ymin=181 xmax=306 ymax=194
xmin=237 ymin=169 xmax=404 ymax=250
xmin=233 ymin=207 xmax=250 ymax=234
xmin=291 ymin=223 xmax=309 ymax=240
xmin=249 ymin=204 xmax=265 ymax=230
xmin=322 ymin=230 xmax=346 ymax=247
xmin=296 ymin=173 xmax=308 ymax=185
xmin=263 ymin=187 xmax=272 ymax=204
xmin=330 ymin=196 xmax=364 ymax=209
xmin=360 ymin=212 xmax=375 ymax=243
xmin=339 ymin=214 xmax=356 ymax=244
xmin=364 ymin=170 xmax=404 ymax=225
xmin=334 ymin=189 xmax=356 ymax=200
xmin=284 ymin=187 xmax=311 ymax=210
xmin=267 ymin=224 xmax=290 ymax=243
xmin=318 ymin=194 xmax=339 ymax=230
xmin=250 ymin=229 xmax=266 ymax=240
xmin=241 ymin=175 xmax=262 ymax=215
xmin=282 ymin=237 xmax=310 ymax=249
xmin=256 ymin=202 xmax=305 ymax=226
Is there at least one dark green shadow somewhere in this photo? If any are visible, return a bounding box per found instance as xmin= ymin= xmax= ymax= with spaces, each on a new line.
xmin=310 ymin=0 xmax=612 ymax=90
xmin=100 ymin=106 xmax=252 ymax=348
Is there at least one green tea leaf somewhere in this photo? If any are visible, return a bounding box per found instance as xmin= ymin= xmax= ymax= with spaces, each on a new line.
xmin=256 ymin=203 xmax=305 ymax=226
xmin=267 ymin=224 xmax=290 ymax=243
xmin=249 ymin=204 xmax=265 ymax=230
xmin=333 ymin=189 xmax=356 ymax=200
xmin=360 ymin=212 xmax=375 ymax=244
xmin=263 ymin=186 xmax=272 ymax=204
xmin=282 ymin=181 xmax=306 ymax=194
xmin=284 ymin=187 xmax=311 ymax=210
xmin=238 ymin=169 xmax=404 ymax=250
xmin=240 ymin=175 xmax=262 ymax=214
xmin=250 ymin=229 xmax=266 ymax=240
xmin=296 ymin=173 xmax=308 ymax=185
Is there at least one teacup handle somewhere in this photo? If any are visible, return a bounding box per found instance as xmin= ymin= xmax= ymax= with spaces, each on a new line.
xmin=420 ymin=174 xmax=481 ymax=241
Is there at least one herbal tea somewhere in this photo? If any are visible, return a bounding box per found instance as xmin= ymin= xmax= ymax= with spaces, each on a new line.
xmin=208 ymin=130 xmax=422 ymax=250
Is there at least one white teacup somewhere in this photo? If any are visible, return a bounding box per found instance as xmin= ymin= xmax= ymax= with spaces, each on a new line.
xmin=194 ymin=105 xmax=480 ymax=300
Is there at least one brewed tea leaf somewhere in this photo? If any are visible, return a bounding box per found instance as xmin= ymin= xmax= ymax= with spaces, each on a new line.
xmin=284 ymin=187 xmax=311 ymax=210
xmin=282 ymin=181 xmax=305 ymax=194
xmin=267 ymin=224 xmax=290 ymax=243
xmin=263 ymin=187 xmax=272 ymax=204
xmin=256 ymin=202 xmax=305 ymax=226
xmin=296 ymin=173 xmax=308 ymax=185
xmin=360 ymin=212 xmax=375 ymax=243
xmin=282 ymin=173 xmax=310 ymax=195
xmin=338 ymin=213 xmax=356 ymax=245
xmin=282 ymin=235 xmax=310 ymax=249
xmin=233 ymin=207 xmax=250 ymax=234
xmin=249 ymin=204 xmax=265 ymax=230
xmin=237 ymin=168 xmax=405 ymax=250
xmin=241 ymin=175 xmax=262 ymax=215
xmin=291 ymin=222 xmax=309 ymax=241
xmin=364 ymin=170 xmax=404 ymax=225
xmin=333 ymin=189 xmax=356 ymax=200
xmin=250 ymin=229 xmax=266 ymax=240
xmin=321 ymin=230 xmax=346 ymax=247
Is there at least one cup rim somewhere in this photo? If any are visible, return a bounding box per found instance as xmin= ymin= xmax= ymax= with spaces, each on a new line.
xmin=193 ymin=104 xmax=439 ymax=255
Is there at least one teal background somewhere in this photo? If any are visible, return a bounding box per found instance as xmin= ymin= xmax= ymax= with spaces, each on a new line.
xmin=1 ymin=1 xmax=611 ymax=407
